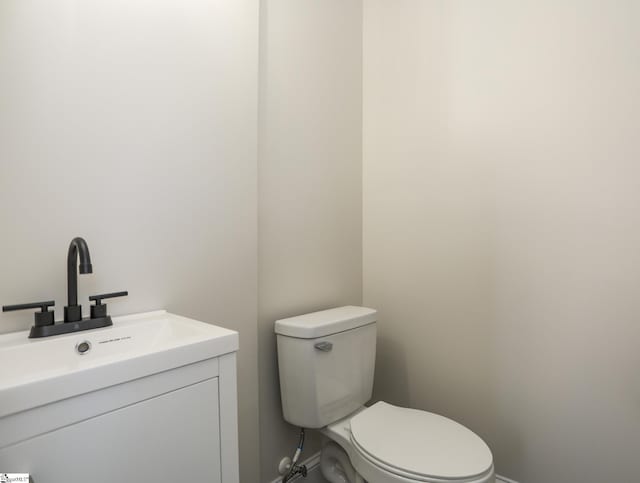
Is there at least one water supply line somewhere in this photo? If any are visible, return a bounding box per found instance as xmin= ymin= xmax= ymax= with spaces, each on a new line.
xmin=282 ymin=428 xmax=307 ymax=483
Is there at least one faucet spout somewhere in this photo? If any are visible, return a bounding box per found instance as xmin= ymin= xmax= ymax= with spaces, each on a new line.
xmin=65 ymin=237 xmax=93 ymax=322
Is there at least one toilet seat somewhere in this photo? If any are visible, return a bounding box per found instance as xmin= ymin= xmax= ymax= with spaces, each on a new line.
xmin=349 ymin=402 xmax=493 ymax=482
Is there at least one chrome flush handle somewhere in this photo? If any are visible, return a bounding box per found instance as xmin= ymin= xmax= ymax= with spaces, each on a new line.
xmin=314 ymin=341 xmax=333 ymax=352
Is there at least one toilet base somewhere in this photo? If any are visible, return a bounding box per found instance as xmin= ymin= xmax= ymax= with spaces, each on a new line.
xmin=320 ymin=441 xmax=366 ymax=483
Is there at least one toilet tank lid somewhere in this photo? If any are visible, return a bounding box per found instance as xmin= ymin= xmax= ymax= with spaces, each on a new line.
xmin=275 ymin=306 xmax=377 ymax=339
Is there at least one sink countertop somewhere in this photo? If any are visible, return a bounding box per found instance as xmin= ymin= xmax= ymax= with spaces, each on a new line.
xmin=0 ymin=311 xmax=238 ymax=418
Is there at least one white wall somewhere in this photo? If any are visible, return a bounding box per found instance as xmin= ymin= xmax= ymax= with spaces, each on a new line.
xmin=258 ymin=0 xmax=363 ymax=480
xmin=0 ymin=1 xmax=260 ymax=481
xmin=7 ymin=2 xmax=636 ymax=482
xmin=363 ymin=1 xmax=640 ymax=482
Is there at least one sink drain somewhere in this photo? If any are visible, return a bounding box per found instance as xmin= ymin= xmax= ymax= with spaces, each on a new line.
xmin=76 ymin=341 xmax=91 ymax=355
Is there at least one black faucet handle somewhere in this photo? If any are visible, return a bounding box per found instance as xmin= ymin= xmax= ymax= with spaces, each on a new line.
xmin=89 ymin=291 xmax=128 ymax=319
xmin=89 ymin=291 xmax=129 ymax=304
xmin=2 ymin=300 xmax=55 ymax=327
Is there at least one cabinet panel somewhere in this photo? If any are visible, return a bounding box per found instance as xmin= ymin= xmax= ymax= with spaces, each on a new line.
xmin=0 ymin=378 xmax=221 ymax=483
xmin=0 ymin=358 xmax=218 ymax=449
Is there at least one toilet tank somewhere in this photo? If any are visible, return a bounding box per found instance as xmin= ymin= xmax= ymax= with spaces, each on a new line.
xmin=275 ymin=306 xmax=377 ymax=428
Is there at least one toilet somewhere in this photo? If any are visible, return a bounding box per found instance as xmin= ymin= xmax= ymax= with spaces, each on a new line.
xmin=275 ymin=306 xmax=495 ymax=483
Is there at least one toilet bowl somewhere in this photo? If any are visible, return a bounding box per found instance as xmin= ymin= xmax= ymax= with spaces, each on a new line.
xmin=319 ymin=403 xmax=494 ymax=483
xmin=275 ymin=306 xmax=495 ymax=483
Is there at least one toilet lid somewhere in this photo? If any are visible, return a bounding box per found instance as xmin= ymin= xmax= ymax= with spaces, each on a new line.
xmin=349 ymin=402 xmax=493 ymax=480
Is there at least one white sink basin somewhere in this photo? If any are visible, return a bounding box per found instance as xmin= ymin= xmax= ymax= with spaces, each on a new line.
xmin=0 ymin=310 xmax=238 ymax=418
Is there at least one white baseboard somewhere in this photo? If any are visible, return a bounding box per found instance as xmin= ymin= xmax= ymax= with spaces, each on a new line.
xmin=496 ymin=475 xmax=520 ymax=483
xmin=269 ymin=452 xmax=322 ymax=483
xmin=269 ymin=451 xmax=519 ymax=483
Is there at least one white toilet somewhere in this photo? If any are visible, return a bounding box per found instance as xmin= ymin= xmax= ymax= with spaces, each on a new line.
xmin=275 ymin=306 xmax=495 ymax=483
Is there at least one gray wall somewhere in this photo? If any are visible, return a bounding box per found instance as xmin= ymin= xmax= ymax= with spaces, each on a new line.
xmin=0 ymin=1 xmax=260 ymax=481
xmin=258 ymin=0 xmax=363 ymax=480
xmin=363 ymin=1 xmax=640 ymax=482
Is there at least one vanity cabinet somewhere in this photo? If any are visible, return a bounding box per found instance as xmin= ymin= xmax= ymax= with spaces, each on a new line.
xmin=0 ymin=311 xmax=239 ymax=483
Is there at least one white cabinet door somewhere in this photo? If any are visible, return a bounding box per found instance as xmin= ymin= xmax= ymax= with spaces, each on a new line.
xmin=0 ymin=377 xmax=221 ymax=483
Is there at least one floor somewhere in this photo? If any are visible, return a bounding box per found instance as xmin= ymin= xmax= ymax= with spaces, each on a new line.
xmin=304 ymin=470 xmax=328 ymax=483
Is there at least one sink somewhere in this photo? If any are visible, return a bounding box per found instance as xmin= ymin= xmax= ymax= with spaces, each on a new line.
xmin=0 ymin=310 xmax=238 ymax=418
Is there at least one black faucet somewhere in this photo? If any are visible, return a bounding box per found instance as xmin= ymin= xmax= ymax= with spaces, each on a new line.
xmin=65 ymin=237 xmax=93 ymax=323
xmin=2 ymin=237 xmax=128 ymax=338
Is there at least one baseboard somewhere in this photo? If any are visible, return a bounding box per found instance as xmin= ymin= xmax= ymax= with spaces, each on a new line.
xmin=269 ymin=452 xmax=322 ymax=483
xmin=269 ymin=452 xmax=519 ymax=483
xmin=496 ymin=475 xmax=520 ymax=483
